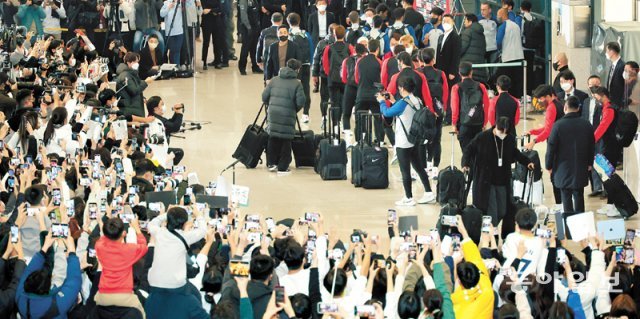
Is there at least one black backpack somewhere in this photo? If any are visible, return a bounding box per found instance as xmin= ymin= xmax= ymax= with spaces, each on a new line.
xmin=398 ymin=97 xmax=437 ymax=144
xmin=328 ymin=43 xmax=351 ymax=84
xmin=522 ymin=17 xmax=545 ymax=50
xmin=616 ymin=108 xmax=639 ymax=147
xmin=423 ymin=67 xmax=445 ymax=117
xmin=344 ymin=55 xmax=358 ymax=86
xmin=459 ymin=81 xmax=484 ymax=126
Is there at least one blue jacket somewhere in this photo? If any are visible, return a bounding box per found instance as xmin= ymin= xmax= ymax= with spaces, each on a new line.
xmin=145 ymin=285 xmax=209 ymax=319
xmin=16 ymin=5 xmax=46 ymax=35
xmin=16 ymin=251 xmax=82 ymax=319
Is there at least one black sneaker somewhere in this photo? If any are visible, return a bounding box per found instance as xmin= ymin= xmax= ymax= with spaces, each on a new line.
xmin=207 ymin=61 xmax=217 ymax=66
xmin=229 ymin=55 xmax=238 ymax=61
xmin=252 ymin=67 xmax=263 ymax=74
xmin=240 ymin=70 xmax=247 ymax=75
xmin=219 ymin=63 xmax=229 ymax=68
xmin=214 ymin=64 xmax=223 ymax=69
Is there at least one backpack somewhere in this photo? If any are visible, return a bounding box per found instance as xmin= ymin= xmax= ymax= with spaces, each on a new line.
xmin=346 ymin=27 xmax=365 ymax=46
xmin=328 ymin=43 xmax=351 ymax=84
xmin=616 ymin=108 xmax=639 ymax=147
xmin=398 ymin=97 xmax=437 ymax=144
xmin=343 ymin=55 xmax=358 ymax=86
xmin=459 ymin=81 xmax=484 ymax=126
xmin=422 ymin=67 xmax=445 ymax=117
xmin=522 ymin=16 xmax=545 ymax=50
xmin=262 ymin=29 xmax=279 ymax=62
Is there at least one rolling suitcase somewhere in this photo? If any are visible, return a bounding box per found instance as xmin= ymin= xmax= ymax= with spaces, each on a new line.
xmin=232 ymin=104 xmax=268 ymax=168
xmin=353 ymin=112 xmax=389 ymax=189
xmin=291 ymin=117 xmax=316 ymax=167
xmin=513 ymin=135 xmax=543 ymax=205
xmin=314 ymin=116 xmax=331 ymax=173
xmin=436 ymin=132 xmax=467 ymax=206
xmin=604 ymin=173 xmax=638 ymax=219
xmin=317 ymin=107 xmax=348 ymax=180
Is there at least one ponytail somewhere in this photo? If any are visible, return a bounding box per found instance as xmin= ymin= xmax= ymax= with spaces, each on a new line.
xmin=43 ymin=107 xmax=67 ymax=146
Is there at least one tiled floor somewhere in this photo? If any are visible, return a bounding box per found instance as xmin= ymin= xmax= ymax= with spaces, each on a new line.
xmin=144 ymin=43 xmax=639 ymax=256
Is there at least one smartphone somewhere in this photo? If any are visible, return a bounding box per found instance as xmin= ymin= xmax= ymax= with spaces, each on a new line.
xmin=451 ymin=234 xmax=461 ymax=252
xmin=128 ymin=186 xmax=137 ymax=194
xmin=304 ymin=212 xmax=319 ymax=222
xmin=244 ymin=221 xmax=260 ymax=231
xmin=245 ymin=214 xmax=260 ymax=223
xmin=624 ymin=249 xmax=635 ymax=264
xmin=316 ymin=302 xmax=338 ymax=314
xmin=416 ymin=234 xmax=431 ymax=245
xmin=88 ymin=203 xmax=97 ymax=219
xmin=128 ymin=194 xmax=136 ymax=205
xmin=408 ymin=244 xmax=417 ymax=260
xmin=484 ymin=259 xmax=497 ymax=270
xmin=351 ymin=233 xmax=361 ymax=243
xmin=66 ymin=199 xmax=75 ymax=217
xmin=10 ymin=226 xmax=19 ymax=243
xmin=441 ymin=215 xmax=457 ymax=227
xmin=120 ymin=213 xmax=135 ymax=224
xmin=265 ymin=217 xmax=276 ymax=232
xmin=148 ymin=202 xmax=162 ymax=212
xmin=7 ymin=176 xmax=15 ymax=192
xmin=274 ymin=286 xmax=285 ymax=304
xmin=229 ymin=259 xmax=250 ymax=277
xmin=88 ymin=248 xmax=96 ymax=258
xmin=481 ymin=216 xmax=492 ymax=233
xmin=557 ymin=248 xmax=567 ymax=264
xmin=247 ymin=232 xmax=262 ymax=243
xmin=625 ymin=229 xmax=636 ymax=246
xmin=27 ymin=207 xmax=39 ymax=216
xmin=114 ymin=158 xmax=124 ymax=174
xmin=388 ymin=209 xmax=397 ymax=225
xmin=535 ymin=228 xmax=552 ymax=239
xmin=52 ymin=188 xmax=61 ymax=206
xmin=131 ymin=138 xmax=138 ymax=149
xmin=356 ymin=305 xmax=376 ymax=316
xmin=51 ymin=223 xmax=69 ymax=238
xmin=499 ymin=267 xmax=513 ymax=277
xmin=183 ymin=193 xmax=191 ymax=205
xmin=328 ymin=248 xmax=344 ymax=260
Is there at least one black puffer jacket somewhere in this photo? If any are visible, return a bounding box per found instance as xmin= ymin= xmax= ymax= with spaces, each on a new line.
xmin=262 ymin=67 xmax=306 ymax=140
xmin=115 ymin=63 xmax=148 ymax=117
xmin=460 ymin=22 xmax=487 ymax=83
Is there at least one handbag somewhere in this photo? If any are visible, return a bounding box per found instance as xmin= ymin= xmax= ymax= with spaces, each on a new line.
xmin=169 ymin=229 xmax=200 ymax=279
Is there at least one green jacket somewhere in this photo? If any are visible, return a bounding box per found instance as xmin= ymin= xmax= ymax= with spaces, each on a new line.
xmin=420 ymin=262 xmax=455 ymax=319
xmin=17 ymin=5 xmax=46 ymax=35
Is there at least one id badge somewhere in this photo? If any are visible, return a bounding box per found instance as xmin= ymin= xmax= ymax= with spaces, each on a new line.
xmin=498 ymin=158 xmax=503 ymax=167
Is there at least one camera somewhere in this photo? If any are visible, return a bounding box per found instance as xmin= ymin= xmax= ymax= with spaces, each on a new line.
xmin=373 ymin=82 xmax=390 ymax=99
xmin=147 ymin=134 xmax=165 ymax=145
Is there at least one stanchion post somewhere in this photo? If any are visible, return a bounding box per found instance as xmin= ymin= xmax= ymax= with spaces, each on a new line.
xmin=523 ymin=60 xmax=527 ymax=133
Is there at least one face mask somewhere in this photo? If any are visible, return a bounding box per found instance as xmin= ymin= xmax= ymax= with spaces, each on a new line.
xmin=279 ymin=35 xmax=288 ymax=42
xmin=56 ymin=48 xmax=63 ymax=56
xmin=365 ymin=17 xmax=373 ymax=25
xmin=442 ymin=23 xmax=453 ymax=32
xmin=317 ymin=4 xmax=326 ymax=11
xmin=552 ymin=62 xmax=559 ymax=71
xmin=623 ymin=71 xmax=630 ymax=80
xmin=430 ymin=17 xmax=439 ymax=25
xmin=148 ymin=42 xmax=158 ymax=50
xmin=351 ymin=23 xmax=359 ymax=29
xmin=132 ymin=62 xmax=140 ymax=70
xmin=589 ymin=86 xmax=598 ymax=94
xmin=161 ymin=104 xmax=166 ymax=113
xmin=69 ymin=58 xmax=76 ymax=67
xmin=560 ymin=82 xmax=572 ymax=92
xmin=406 ymin=47 xmax=413 ymax=54
xmin=605 ymin=52 xmax=611 ymax=60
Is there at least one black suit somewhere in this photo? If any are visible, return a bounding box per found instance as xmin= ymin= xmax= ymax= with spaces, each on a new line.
xmin=607 ymin=59 xmax=626 ymax=107
xmin=557 ymin=88 xmax=589 ymax=113
xmin=139 ymin=46 xmax=165 ymax=80
xmin=545 ymin=112 xmax=595 ymax=215
xmin=435 ymin=31 xmax=462 ymax=88
xmin=201 ymin=0 xmax=227 ymax=64
xmin=326 ymin=0 xmax=344 ymax=25
xmin=307 ymin=11 xmax=335 ymax=48
xmin=265 ymin=41 xmax=301 ymax=80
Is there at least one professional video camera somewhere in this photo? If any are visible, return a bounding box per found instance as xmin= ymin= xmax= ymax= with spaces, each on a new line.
xmin=147 ymin=134 xmax=165 ymax=145
xmin=373 ymin=82 xmax=391 ymax=99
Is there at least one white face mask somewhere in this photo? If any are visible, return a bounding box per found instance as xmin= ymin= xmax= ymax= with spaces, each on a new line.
xmin=161 ymin=103 xmax=166 ymax=113
xmin=560 ymin=82 xmax=572 ymax=92
xmin=365 ymin=17 xmax=373 ymax=25
xmin=317 ymin=4 xmax=326 ymax=11
xmin=406 ymin=47 xmax=413 ymax=54
xmin=605 ymin=52 xmax=611 ymax=61
xmin=69 ymin=58 xmax=76 ymax=67
xmin=132 ymin=62 xmax=140 ymax=70
xmin=113 ymin=98 xmax=119 ymax=107
xmin=443 ymin=22 xmax=453 ymax=32
xmin=148 ymin=42 xmax=158 ymax=50
xmin=623 ymin=71 xmax=630 ymax=80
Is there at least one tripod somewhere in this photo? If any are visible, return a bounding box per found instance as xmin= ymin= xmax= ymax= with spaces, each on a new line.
xmin=165 ymin=0 xmax=195 ymax=73
xmin=102 ymin=1 xmax=123 ymax=53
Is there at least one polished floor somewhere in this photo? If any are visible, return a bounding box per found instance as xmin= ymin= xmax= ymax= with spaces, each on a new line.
xmin=145 ymin=42 xmax=638 ymax=252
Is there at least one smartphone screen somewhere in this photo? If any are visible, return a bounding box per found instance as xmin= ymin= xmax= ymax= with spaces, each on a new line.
xmin=481 ymin=216 xmax=492 ymax=233
xmin=89 ymin=203 xmax=97 ymax=219
xmin=625 ymin=229 xmax=636 ymax=246
xmin=66 ymin=199 xmax=75 ymax=216
xmin=388 ymin=209 xmax=397 ymax=225
xmin=275 ymin=286 xmax=285 ymax=304
xmin=557 ymin=248 xmax=567 ymax=264
xmin=183 ymin=194 xmax=191 ymax=205
xmin=10 ymin=226 xmax=19 ymax=243
xmin=51 ymin=223 xmax=69 ymax=238
xmin=52 ymin=188 xmax=61 ymax=206
xmin=229 ymin=259 xmax=250 ymax=277
xmin=442 ymin=215 xmax=457 ymax=227
xmin=265 ymin=217 xmax=275 ymax=231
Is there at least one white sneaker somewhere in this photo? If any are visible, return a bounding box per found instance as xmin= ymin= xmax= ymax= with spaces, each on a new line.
xmin=395 ymin=197 xmax=416 ymax=206
xmin=268 ymin=165 xmax=277 ymax=172
xmin=391 ymin=154 xmax=398 ymax=165
xmin=417 ymin=192 xmax=436 ymax=204
xmin=277 ymin=169 xmax=291 ymax=176
xmin=410 ymin=170 xmax=418 ymax=181
xmin=606 ymin=205 xmax=622 ymax=217
xmin=302 ymin=114 xmax=310 ymax=123
xmin=550 ymin=204 xmax=563 ymax=215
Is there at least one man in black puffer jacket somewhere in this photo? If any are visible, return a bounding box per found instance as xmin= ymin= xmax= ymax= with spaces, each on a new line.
xmin=262 ymin=59 xmax=306 ymax=174
xmin=460 ymin=14 xmax=487 ymax=84
xmin=116 ymin=52 xmax=156 ymax=117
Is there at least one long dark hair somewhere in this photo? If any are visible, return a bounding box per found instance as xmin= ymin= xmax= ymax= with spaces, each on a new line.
xmin=43 ymin=107 xmax=67 ymax=146
xmin=18 ymin=111 xmax=38 ymax=151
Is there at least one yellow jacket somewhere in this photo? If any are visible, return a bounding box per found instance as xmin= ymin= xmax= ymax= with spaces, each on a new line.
xmin=451 ymin=239 xmax=495 ymax=319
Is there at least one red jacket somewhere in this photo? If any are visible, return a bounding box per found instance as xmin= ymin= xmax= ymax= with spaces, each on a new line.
xmin=450 ymin=80 xmax=490 ymax=127
xmin=594 ymin=100 xmax=615 ymax=143
xmin=96 ymin=233 xmax=148 ymax=294
xmin=529 ymin=98 xmax=559 ymax=143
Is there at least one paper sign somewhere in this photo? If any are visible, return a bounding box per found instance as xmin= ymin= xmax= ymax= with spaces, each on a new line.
xmin=232 ymin=185 xmax=250 ymax=206
xmin=566 ymin=212 xmax=596 ymax=242
xmin=112 ymin=120 xmax=128 ymax=141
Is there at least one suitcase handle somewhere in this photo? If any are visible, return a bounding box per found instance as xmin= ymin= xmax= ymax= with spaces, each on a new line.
xmin=449 ymin=131 xmax=456 ymax=168
xmin=295 ymin=115 xmax=305 ymax=137
xmin=517 ymin=134 xmax=532 ymax=149
xmin=253 ymin=104 xmax=266 ymax=126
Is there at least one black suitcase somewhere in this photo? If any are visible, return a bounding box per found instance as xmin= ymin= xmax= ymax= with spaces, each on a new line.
xmin=317 ymin=107 xmax=348 ymax=180
xmin=314 ymin=117 xmax=330 ymax=173
xmin=291 ymin=117 xmax=316 ymax=167
xmin=358 ymin=112 xmax=389 ymax=189
xmin=604 ymin=173 xmax=638 ymax=219
xmin=437 ymin=132 xmax=467 ymax=206
xmin=232 ymin=104 xmax=268 ymax=168
xmin=514 ymin=136 xmax=542 ymax=183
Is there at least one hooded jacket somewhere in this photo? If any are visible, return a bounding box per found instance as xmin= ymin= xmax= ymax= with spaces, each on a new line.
xmin=262 ymin=67 xmax=305 ymax=140
xmin=460 ymin=22 xmax=487 ymax=83
xmin=451 ymin=239 xmax=494 ymax=319
xmin=115 ymin=63 xmax=148 ymax=118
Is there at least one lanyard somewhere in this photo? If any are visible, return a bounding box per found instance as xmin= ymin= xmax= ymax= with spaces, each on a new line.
xmin=494 ymin=134 xmax=504 ymax=167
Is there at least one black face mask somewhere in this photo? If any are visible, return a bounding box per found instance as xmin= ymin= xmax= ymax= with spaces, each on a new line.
xmin=279 ymin=36 xmax=288 ymax=42
xmin=430 ymin=17 xmax=439 ymax=25
xmin=589 ymin=86 xmax=599 ymax=94
xmin=552 ymin=62 xmax=559 ymax=71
